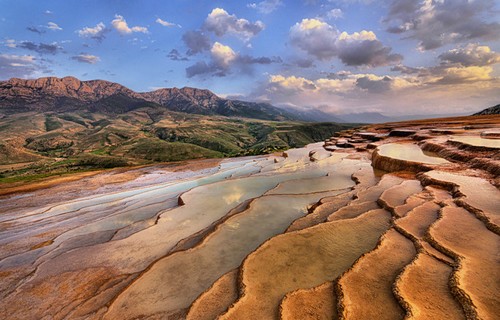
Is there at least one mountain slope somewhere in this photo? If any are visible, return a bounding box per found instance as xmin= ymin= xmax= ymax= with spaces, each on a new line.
xmin=0 ymin=76 xmax=294 ymax=121
xmin=473 ymin=104 xmax=500 ymax=116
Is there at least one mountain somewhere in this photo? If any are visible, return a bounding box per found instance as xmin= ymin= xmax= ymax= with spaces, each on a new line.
xmin=336 ymin=112 xmax=394 ymax=124
xmin=0 ymin=76 xmax=294 ymax=121
xmin=280 ymin=107 xmax=346 ymax=123
xmin=473 ymin=104 xmax=500 ymax=116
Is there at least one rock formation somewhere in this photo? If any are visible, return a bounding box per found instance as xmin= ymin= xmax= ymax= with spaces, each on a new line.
xmin=0 ymin=115 xmax=498 ymax=319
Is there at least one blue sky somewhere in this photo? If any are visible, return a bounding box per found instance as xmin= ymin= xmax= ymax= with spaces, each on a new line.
xmin=1 ymin=0 xmax=499 ymax=115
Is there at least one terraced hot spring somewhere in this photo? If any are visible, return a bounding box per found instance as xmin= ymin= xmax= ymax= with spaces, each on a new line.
xmin=450 ymin=136 xmax=500 ymax=149
xmin=377 ymin=143 xmax=449 ymax=164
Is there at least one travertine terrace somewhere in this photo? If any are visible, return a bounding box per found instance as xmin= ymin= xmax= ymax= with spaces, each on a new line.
xmin=0 ymin=115 xmax=499 ymax=319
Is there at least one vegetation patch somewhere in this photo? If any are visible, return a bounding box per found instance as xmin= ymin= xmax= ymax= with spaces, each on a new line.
xmin=129 ymin=138 xmax=223 ymax=162
xmin=44 ymin=116 xmax=63 ymax=131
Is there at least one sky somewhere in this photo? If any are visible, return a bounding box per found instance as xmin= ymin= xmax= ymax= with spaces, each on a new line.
xmin=0 ymin=0 xmax=499 ymax=116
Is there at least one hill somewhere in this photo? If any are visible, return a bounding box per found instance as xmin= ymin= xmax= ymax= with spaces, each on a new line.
xmin=473 ymin=104 xmax=500 ymax=116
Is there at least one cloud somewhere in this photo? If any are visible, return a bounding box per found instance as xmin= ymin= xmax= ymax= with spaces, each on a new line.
xmin=71 ymin=54 xmax=100 ymax=64
xmin=77 ymin=22 xmax=108 ymax=42
xmin=268 ymin=75 xmax=318 ymax=93
xmin=292 ymin=58 xmax=316 ymax=68
xmin=47 ymin=22 xmax=62 ymax=31
xmin=247 ymin=65 xmax=499 ymax=116
xmin=434 ymin=66 xmax=494 ymax=85
xmin=182 ymin=30 xmax=211 ymax=55
xmin=356 ymin=75 xmax=396 ymax=93
xmin=238 ymin=55 xmax=282 ymax=65
xmin=18 ymin=41 xmax=62 ymax=55
xmin=186 ymin=61 xmax=216 ymax=78
xmin=4 ymin=39 xmax=17 ymax=48
xmin=390 ymin=64 xmax=427 ymax=75
xmin=438 ymin=44 xmax=500 ymax=67
xmin=156 ymin=18 xmax=181 ymax=28
xmin=290 ymin=19 xmax=402 ymax=66
xmin=289 ymin=19 xmax=339 ymax=60
xmin=44 ymin=10 xmax=53 ymax=15
xmin=204 ymin=8 xmax=265 ymax=40
xmin=186 ymin=42 xmax=282 ymax=78
xmin=111 ymin=15 xmax=148 ymax=35
xmin=247 ymin=0 xmax=283 ymax=14
xmin=167 ymin=49 xmax=189 ymax=61
xmin=0 ymin=54 xmax=38 ymax=78
xmin=211 ymin=42 xmax=238 ymax=67
xmin=389 ymin=43 xmax=499 ymax=86
xmin=384 ymin=0 xmax=500 ymax=50
xmin=267 ymin=73 xmax=416 ymax=97
xmin=26 ymin=26 xmax=45 ymax=35
xmin=336 ymin=31 xmax=403 ymax=67
xmin=327 ymin=9 xmax=343 ymax=19
xmin=391 ymin=62 xmax=497 ymax=86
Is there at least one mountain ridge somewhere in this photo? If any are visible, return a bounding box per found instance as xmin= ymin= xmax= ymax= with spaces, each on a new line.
xmin=473 ymin=104 xmax=500 ymax=116
xmin=0 ymin=76 xmax=293 ymax=121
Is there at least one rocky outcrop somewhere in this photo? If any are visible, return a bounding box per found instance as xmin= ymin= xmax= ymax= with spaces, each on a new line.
xmin=0 ymin=76 xmax=141 ymax=112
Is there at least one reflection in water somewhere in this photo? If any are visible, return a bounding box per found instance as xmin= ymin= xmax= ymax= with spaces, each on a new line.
xmin=0 ymin=140 xmax=369 ymax=320
xmin=450 ymin=136 xmax=500 ymax=149
xmin=378 ymin=143 xmax=449 ymax=164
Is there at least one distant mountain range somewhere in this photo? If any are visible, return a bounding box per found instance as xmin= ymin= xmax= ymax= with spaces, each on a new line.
xmin=0 ymin=76 xmax=294 ymax=121
xmin=2 ymin=76 xmax=493 ymax=124
xmin=283 ymin=108 xmax=397 ymax=124
xmin=473 ymin=104 xmax=500 ymax=116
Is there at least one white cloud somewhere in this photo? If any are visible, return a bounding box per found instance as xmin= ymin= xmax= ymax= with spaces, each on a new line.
xmin=327 ymin=8 xmax=343 ymax=19
xmin=247 ymin=0 xmax=283 ymax=14
xmin=186 ymin=42 xmax=281 ymax=78
xmin=254 ymin=62 xmax=498 ymax=115
xmin=439 ymin=44 xmax=500 ymax=67
xmin=112 ymin=15 xmax=148 ymax=35
xmin=71 ymin=54 xmax=100 ymax=64
xmin=338 ymin=30 xmax=377 ymax=41
xmin=290 ymin=19 xmax=401 ymax=66
xmin=267 ymin=73 xmax=416 ymax=95
xmin=47 ymin=22 xmax=62 ymax=31
xmin=336 ymin=30 xmax=402 ymax=66
xmin=211 ymin=42 xmax=237 ymax=68
xmin=77 ymin=22 xmax=108 ymax=41
xmin=385 ymin=0 xmax=500 ymax=50
xmin=204 ymin=8 xmax=265 ymax=41
xmin=269 ymin=75 xmax=318 ymax=92
xmin=435 ymin=66 xmax=494 ymax=84
xmin=156 ymin=18 xmax=180 ymax=28
xmin=289 ymin=19 xmax=339 ymax=60
xmin=0 ymin=54 xmax=38 ymax=78
xmin=5 ymin=39 xmax=16 ymax=48
xmin=0 ymin=54 xmax=35 ymax=66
